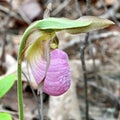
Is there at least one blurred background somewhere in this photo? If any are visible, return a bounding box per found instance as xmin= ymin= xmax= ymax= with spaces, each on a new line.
xmin=0 ymin=0 xmax=120 ymax=120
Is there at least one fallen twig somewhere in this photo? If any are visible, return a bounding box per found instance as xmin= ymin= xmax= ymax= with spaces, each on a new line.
xmin=51 ymin=0 xmax=71 ymax=16
xmin=60 ymin=31 xmax=120 ymax=50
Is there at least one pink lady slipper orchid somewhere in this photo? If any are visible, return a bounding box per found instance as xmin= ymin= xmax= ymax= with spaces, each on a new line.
xmin=25 ymin=30 xmax=71 ymax=96
xmin=19 ymin=17 xmax=114 ymax=96
xmin=17 ymin=17 xmax=114 ymax=120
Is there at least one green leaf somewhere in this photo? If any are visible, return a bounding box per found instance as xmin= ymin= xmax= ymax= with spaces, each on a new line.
xmin=66 ymin=16 xmax=115 ymax=34
xmin=0 ymin=74 xmax=16 ymax=98
xmin=35 ymin=17 xmax=92 ymax=30
xmin=20 ymin=16 xmax=114 ymax=49
xmin=0 ymin=112 xmax=12 ymax=120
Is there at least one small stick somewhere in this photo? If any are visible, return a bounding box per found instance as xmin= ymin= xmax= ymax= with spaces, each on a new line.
xmin=80 ymin=33 xmax=89 ymax=120
xmin=40 ymin=90 xmax=44 ymax=120
xmin=86 ymin=0 xmax=91 ymax=15
xmin=80 ymin=0 xmax=91 ymax=120
xmin=43 ymin=2 xmax=52 ymax=18
xmin=25 ymin=62 xmax=41 ymax=119
xmin=74 ymin=0 xmax=82 ymax=17
xmin=51 ymin=0 xmax=71 ymax=16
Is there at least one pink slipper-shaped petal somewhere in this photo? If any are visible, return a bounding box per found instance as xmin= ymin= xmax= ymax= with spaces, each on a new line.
xmin=30 ymin=49 xmax=71 ymax=96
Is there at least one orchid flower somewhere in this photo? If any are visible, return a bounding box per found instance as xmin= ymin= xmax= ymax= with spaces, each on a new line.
xmin=25 ymin=30 xmax=71 ymax=96
xmin=17 ymin=17 xmax=114 ymax=120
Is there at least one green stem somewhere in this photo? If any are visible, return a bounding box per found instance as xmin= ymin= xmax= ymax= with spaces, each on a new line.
xmin=17 ymin=22 xmax=38 ymax=120
xmin=17 ymin=62 xmax=24 ymax=120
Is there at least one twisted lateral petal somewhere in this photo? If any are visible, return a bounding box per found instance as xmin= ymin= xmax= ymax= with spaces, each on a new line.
xmin=30 ymin=49 xmax=71 ymax=96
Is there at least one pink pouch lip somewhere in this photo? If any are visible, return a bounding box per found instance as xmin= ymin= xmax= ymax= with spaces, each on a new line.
xmin=30 ymin=49 xmax=71 ymax=96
